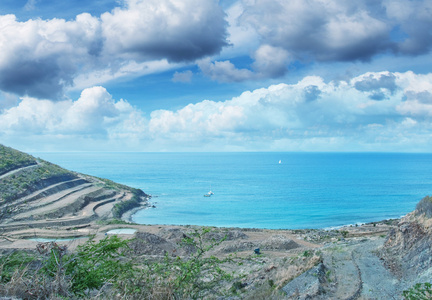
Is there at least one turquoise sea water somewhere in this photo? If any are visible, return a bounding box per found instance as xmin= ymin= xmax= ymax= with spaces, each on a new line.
xmin=32 ymin=152 xmax=432 ymax=229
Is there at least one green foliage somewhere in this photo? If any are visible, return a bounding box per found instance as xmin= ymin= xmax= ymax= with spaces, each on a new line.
xmin=0 ymin=251 xmax=34 ymax=283
xmin=117 ymin=227 xmax=234 ymax=299
xmin=0 ymin=160 xmax=74 ymax=202
xmin=112 ymin=190 xmax=145 ymax=218
xmin=0 ymin=237 xmax=130 ymax=298
xmin=0 ymin=144 xmax=37 ymax=176
xmin=96 ymin=218 xmax=137 ymax=225
xmin=268 ymin=279 xmax=275 ymax=288
xmin=0 ymin=228 xmax=237 ymax=299
xmin=63 ymin=235 xmax=130 ymax=295
xmin=96 ymin=177 xmax=142 ymax=193
xmin=230 ymin=280 xmax=246 ymax=294
xmin=403 ymin=282 xmax=432 ymax=299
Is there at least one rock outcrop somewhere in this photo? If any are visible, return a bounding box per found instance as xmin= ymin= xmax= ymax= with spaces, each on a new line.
xmin=380 ymin=196 xmax=432 ymax=282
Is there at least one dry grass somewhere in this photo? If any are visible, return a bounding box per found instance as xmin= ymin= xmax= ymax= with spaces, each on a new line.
xmin=0 ymin=264 xmax=71 ymax=299
xmin=273 ymin=254 xmax=321 ymax=289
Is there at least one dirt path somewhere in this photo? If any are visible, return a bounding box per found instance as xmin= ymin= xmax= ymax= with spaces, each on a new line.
xmin=0 ymin=163 xmax=38 ymax=179
xmin=353 ymin=239 xmax=406 ymax=299
xmin=18 ymin=182 xmax=93 ymax=210
xmin=282 ymin=233 xmax=409 ymax=299
xmin=321 ymin=237 xmax=406 ymax=299
xmin=5 ymin=178 xmax=88 ymax=211
xmin=12 ymin=186 xmax=102 ymax=220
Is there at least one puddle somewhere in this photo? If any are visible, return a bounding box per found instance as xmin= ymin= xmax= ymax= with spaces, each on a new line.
xmin=106 ymin=228 xmax=137 ymax=235
xmin=28 ymin=237 xmax=86 ymax=242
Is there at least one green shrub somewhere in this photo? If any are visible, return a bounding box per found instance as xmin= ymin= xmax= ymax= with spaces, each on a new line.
xmin=0 ymin=251 xmax=34 ymax=283
xmin=0 ymin=228 xmax=236 ymax=299
xmin=36 ymin=235 xmax=131 ymax=297
xmin=403 ymin=282 xmax=432 ymax=299
xmin=0 ymin=160 xmax=75 ymax=202
xmin=0 ymin=144 xmax=37 ymax=175
xmin=116 ymin=227 xmax=234 ymax=299
xmin=340 ymin=230 xmax=349 ymax=238
xmin=65 ymin=235 xmax=131 ymax=295
xmin=112 ymin=189 xmax=145 ymax=218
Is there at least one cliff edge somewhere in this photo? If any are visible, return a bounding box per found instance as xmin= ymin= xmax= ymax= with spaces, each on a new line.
xmin=380 ymin=196 xmax=432 ymax=282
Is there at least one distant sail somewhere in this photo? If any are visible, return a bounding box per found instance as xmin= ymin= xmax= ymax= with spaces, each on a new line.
xmin=279 ymin=160 xmax=282 ymax=164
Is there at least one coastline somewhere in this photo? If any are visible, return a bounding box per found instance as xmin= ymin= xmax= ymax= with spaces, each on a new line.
xmin=125 ymin=201 xmax=404 ymax=231
xmin=121 ymin=204 xmax=146 ymax=223
xmin=30 ymin=151 xmax=427 ymax=231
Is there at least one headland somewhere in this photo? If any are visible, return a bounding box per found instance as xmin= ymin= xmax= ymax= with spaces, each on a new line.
xmin=0 ymin=144 xmax=431 ymax=299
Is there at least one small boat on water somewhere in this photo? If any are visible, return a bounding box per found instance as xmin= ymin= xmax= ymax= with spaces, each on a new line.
xmin=204 ymin=190 xmax=214 ymax=197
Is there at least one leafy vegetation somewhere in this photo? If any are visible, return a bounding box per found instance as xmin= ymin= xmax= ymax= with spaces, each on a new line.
xmin=117 ymin=227 xmax=234 ymax=299
xmin=64 ymin=235 xmax=130 ymax=296
xmin=0 ymin=228 xmax=236 ymax=299
xmin=0 ymin=144 xmax=37 ymax=176
xmin=0 ymin=160 xmax=75 ymax=202
xmin=112 ymin=189 xmax=146 ymax=218
xmin=403 ymin=282 xmax=432 ymax=300
xmin=96 ymin=218 xmax=137 ymax=225
xmin=0 ymin=251 xmax=35 ymax=283
xmin=0 ymin=236 xmax=129 ymax=299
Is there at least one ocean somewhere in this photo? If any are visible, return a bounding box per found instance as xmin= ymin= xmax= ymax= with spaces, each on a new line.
xmin=32 ymin=152 xmax=432 ymax=229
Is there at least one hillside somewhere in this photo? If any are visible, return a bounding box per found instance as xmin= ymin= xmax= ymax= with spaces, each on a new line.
xmin=0 ymin=144 xmax=149 ymax=232
xmin=0 ymin=145 xmax=432 ymax=299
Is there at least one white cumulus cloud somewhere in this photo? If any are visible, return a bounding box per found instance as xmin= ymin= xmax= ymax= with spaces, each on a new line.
xmin=0 ymin=86 xmax=147 ymax=138
xmin=0 ymin=0 xmax=228 ymax=99
xmin=2 ymin=71 xmax=432 ymax=152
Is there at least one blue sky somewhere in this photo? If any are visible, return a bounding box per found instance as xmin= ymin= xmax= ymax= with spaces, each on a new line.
xmin=1 ymin=0 xmax=432 ymax=152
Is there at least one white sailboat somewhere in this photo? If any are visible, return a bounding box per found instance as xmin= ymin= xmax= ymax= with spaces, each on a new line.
xmin=204 ymin=185 xmax=214 ymax=197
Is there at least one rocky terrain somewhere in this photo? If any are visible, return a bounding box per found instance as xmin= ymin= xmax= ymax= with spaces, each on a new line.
xmin=0 ymin=144 xmax=431 ymax=299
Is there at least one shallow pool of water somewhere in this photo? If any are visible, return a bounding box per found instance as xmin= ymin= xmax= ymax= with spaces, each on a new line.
xmin=106 ymin=228 xmax=137 ymax=235
xmin=28 ymin=237 xmax=86 ymax=242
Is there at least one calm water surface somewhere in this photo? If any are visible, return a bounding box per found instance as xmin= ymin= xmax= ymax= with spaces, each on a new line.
xmin=32 ymin=152 xmax=432 ymax=229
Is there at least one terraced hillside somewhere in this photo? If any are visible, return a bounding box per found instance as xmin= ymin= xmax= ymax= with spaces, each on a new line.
xmin=0 ymin=144 xmax=149 ymax=233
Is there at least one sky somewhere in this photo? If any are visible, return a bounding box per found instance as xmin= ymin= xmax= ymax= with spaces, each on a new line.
xmin=1 ymin=0 xmax=432 ymax=152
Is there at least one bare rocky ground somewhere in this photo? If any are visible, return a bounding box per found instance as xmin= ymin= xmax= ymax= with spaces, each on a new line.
xmin=1 ymin=161 xmax=431 ymax=299
xmin=0 ymin=214 xmax=413 ymax=299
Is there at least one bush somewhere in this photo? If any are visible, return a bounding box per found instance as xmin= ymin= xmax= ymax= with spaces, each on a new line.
xmin=403 ymin=282 xmax=432 ymax=299
xmin=0 ymin=251 xmax=34 ymax=283
xmin=114 ymin=227 xmax=234 ymax=299
xmin=0 ymin=144 xmax=37 ymax=176
xmin=112 ymin=189 xmax=145 ymax=218
xmin=0 ymin=160 xmax=75 ymax=202
xmin=62 ymin=235 xmax=131 ymax=296
xmin=0 ymin=228 xmax=236 ymax=299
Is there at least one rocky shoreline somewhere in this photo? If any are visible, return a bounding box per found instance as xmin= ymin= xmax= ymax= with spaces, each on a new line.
xmin=2 ymin=196 xmax=432 ymax=299
xmin=1 ymin=144 xmax=431 ymax=299
xmin=0 ymin=213 xmax=408 ymax=298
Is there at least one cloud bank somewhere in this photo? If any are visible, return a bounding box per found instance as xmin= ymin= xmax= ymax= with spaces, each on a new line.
xmin=2 ymin=71 xmax=432 ymax=152
xmin=0 ymin=0 xmax=227 ymax=99
xmin=202 ymin=0 xmax=432 ymax=82
xmin=1 ymin=0 xmax=432 ymax=99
